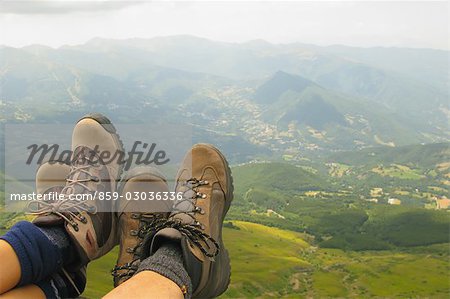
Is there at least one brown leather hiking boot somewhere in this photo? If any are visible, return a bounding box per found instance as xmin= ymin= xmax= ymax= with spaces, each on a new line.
xmin=112 ymin=167 xmax=171 ymax=287
xmin=141 ymin=143 xmax=233 ymax=298
xmin=30 ymin=113 xmax=124 ymax=267
xmin=34 ymin=160 xmax=87 ymax=297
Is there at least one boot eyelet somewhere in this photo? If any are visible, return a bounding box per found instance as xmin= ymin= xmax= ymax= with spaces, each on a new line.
xmin=126 ymin=248 xmax=134 ymax=253
xmin=195 ymin=207 xmax=205 ymax=215
xmin=131 ymin=213 xmax=140 ymax=219
xmin=72 ymin=224 xmax=79 ymax=232
xmin=130 ymin=230 xmax=138 ymax=236
xmin=196 ymin=192 xmax=206 ymax=199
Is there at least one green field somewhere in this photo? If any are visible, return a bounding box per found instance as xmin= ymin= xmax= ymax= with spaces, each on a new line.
xmin=84 ymin=221 xmax=450 ymax=298
xmin=372 ymin=164 xmax=425 ymax=180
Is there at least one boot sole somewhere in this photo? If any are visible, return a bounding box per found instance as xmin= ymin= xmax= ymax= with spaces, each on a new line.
xmin=194 ymin=143 xmax=234 ymax=215
xmin=194 ymin=143 xmax=233 ymax=297
xmin=78 ymin=113 xmax=125 ymax=180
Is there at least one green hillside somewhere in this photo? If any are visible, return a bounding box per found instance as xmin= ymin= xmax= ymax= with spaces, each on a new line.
xmin=256 ymin=72 xmax=428 ymax=149
xmin=1 ymin=157 xmax=449 ymax=298
xmin=228 ymin=161 xmax=450 ymax=251
xmin=233 ymin=162 xmax=330 ymax=191
xmin=84 ymin=221 xmax=450 ymax=298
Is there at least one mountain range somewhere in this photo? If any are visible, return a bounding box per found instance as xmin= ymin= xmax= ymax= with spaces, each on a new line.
xmin=1 ymin=35 xmax=448 ymax=162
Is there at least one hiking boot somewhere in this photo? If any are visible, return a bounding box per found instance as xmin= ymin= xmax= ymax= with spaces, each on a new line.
xmin=31 ymin=113 xmax=124 ymax=267
xmin=112 ymin=167 xmax=171 ymax=287
xmin=34 ymin=160 xmax=87 ymax=297
xmin=141 ymin=144 xmax=233 ymax=298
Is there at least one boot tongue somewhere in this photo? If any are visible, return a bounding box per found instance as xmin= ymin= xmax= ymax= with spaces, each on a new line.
xmin=172 ymin=179 xmax=200 ymax=220
xmin=146 ymin=227 xmax=183 ymax=257
xmin=174 ymin=200 xmax=195 ymax=214
xmin=171 ymin=213 xmax=194 ymax=224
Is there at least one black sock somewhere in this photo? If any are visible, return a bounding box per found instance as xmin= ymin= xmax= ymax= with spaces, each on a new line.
xmin=36 ymin=268 xmax=86 ymax=299
xmin=137 ymin=242 xmax=192 ymax=298
xmin=37 ymin=225 xmax=77 ymax=266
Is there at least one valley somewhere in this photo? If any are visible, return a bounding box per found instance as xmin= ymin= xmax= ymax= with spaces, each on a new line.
xmin=1 ymin=37 xmax=449 ymax=164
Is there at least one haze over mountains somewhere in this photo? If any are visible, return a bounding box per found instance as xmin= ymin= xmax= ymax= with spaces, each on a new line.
xmin=1 ymin=35 xmax=448 ymax=161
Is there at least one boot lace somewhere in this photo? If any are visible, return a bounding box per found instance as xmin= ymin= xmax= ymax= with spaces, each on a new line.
xmin=143 ymin=178 xmax=219 ymax=259
xmin=27 ymin=153 xmax=102 ymax=231
xmin=111 ymin=213 xmax=161 ymax=280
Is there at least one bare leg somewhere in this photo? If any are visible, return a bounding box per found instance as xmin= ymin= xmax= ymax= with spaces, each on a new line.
xmin=103 ymin=271 xmax=184 ymax=299
xmin=0 ymin=285 xmax=45 ymax=299
xmin=0 ymin=240 xmax=21 ymax=294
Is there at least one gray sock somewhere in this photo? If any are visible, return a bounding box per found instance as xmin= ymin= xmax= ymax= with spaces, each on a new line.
xmin=137 ymin=242 xmax=192 ymax=299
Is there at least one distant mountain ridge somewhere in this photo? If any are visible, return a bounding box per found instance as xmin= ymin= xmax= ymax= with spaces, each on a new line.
xmin=254 ymin=71 xmax=316 ymax=105
xmin=0 ymin=35 xmax=448 ymax=157
xmin=329 ymin=142 xmax=450 ymax=168
xmin=252 ymin=71 xmax=436 ymax=148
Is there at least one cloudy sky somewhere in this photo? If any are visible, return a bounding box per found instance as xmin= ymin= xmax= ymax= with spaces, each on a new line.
xmin=0 ymin=1 xmax=448 ymax=49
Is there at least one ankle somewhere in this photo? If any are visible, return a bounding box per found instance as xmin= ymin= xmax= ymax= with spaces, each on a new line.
xmin=137 ymin=242 xmax=192 ymax=298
